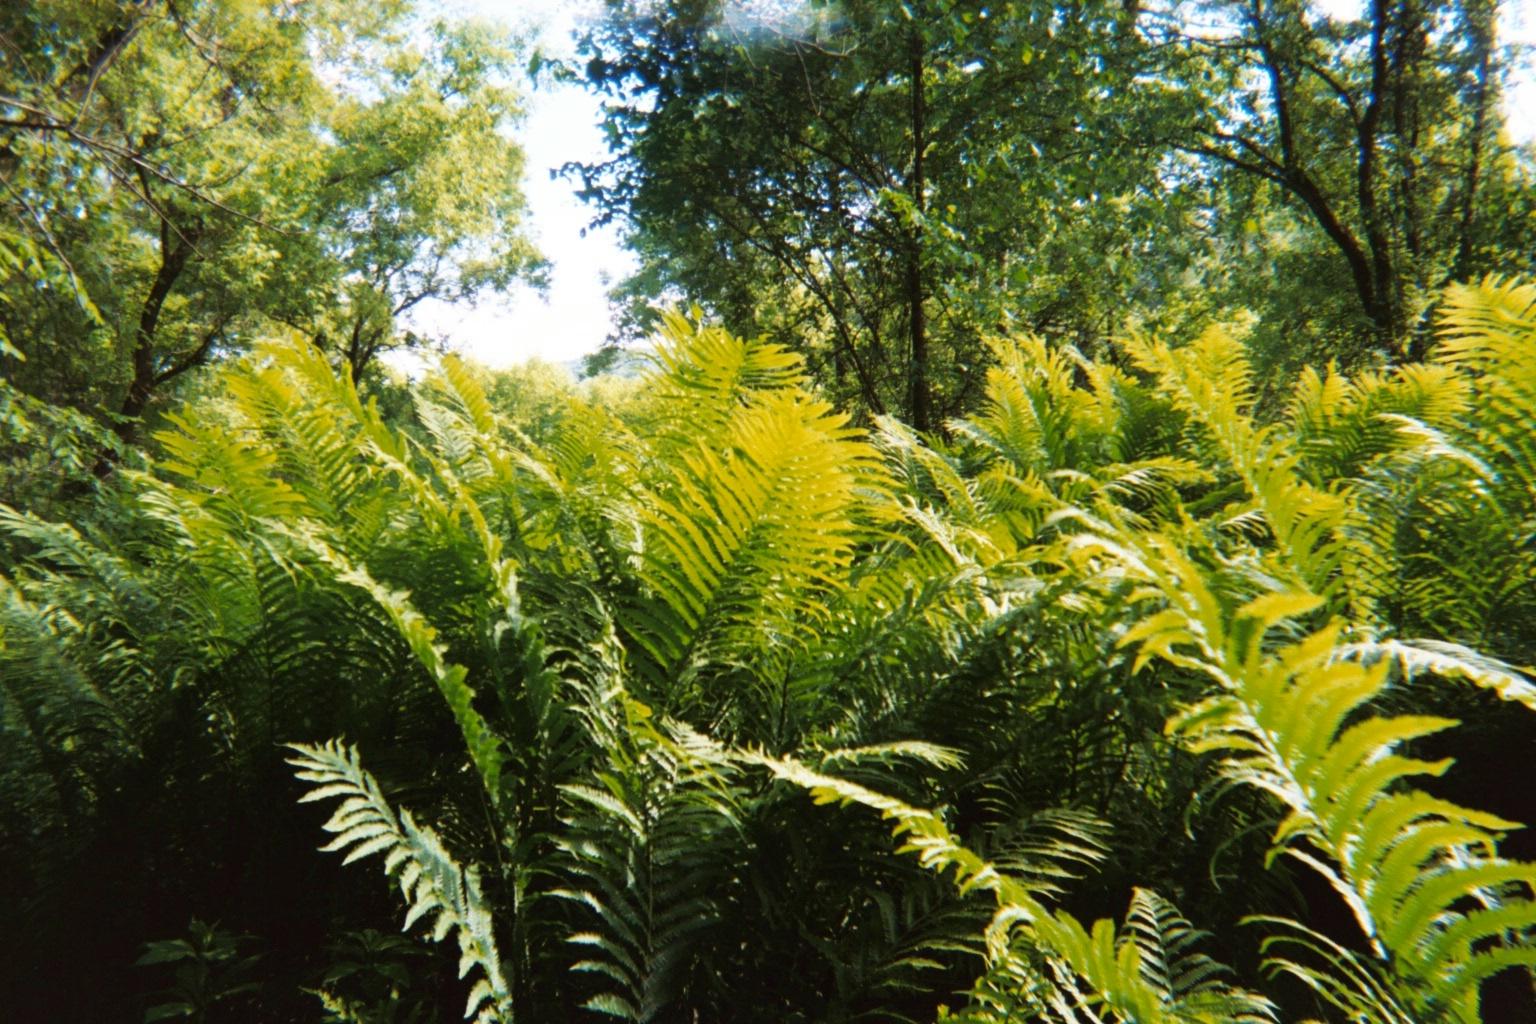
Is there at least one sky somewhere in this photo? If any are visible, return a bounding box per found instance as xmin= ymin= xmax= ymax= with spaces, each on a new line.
xmin=403 ymin=0 xmax=631 ymax=371
xmin=405 ymin=0 xmax=1536 ymax=372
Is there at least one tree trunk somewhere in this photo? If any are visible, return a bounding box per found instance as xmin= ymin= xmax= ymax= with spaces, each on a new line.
xmin=114 ymin=223 xmax=200 ymax=446
xmin=906 ymin=18 xmax=931 ymax=433
xmin=1451 ymin=0 xmax=1496 ymax=282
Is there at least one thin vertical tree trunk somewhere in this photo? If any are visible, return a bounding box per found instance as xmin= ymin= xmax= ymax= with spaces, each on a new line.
xmin=907 ymin=17 xmax=931 ymax=432
xmin=115 ymin=222 xmax=200 ymax=445
xmin=1451 ymin=0 xmax=1496 ymax=282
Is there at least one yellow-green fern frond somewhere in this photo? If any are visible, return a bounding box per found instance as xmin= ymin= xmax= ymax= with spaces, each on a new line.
xmin=1287 ymin=363 xmax=1471 ymax=484
xmin=954 ymin=337 xmax=1096 ymax=476
xmin=1085 ymin=517 xmax=1536 ymax=1022
xmin=641 ymin=311 xmax=807 ymax=452
xmin=1436 ymin=275 xmax=1536 ymax=508
xmin=1436 ymin=275 xmax=1536 ymax=373
xmin=876 ymin=417 xmax=1023 ymax=565
xmin=1119 ymin=888 xmax=1277 ymax=1022
xmin=283 ymin=528 xmax=509 ymax=812
xmin=1125 ymin=327 xmax=1347 ymax=588
xmin=627 ymin=390 xmax=882 ymax=685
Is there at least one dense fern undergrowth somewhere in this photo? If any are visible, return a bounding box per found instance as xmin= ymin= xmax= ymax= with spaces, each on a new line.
xmin=5 ymin=278 xmax=1536 ymax=1022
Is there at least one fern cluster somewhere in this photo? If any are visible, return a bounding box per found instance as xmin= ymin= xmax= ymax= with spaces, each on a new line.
xmin=5 ymin=283 xmax=1536 ymax=1020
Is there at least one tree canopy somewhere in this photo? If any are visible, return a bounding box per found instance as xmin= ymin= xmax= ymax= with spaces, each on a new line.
xmin=1 ymin=0 xmax=543 ymax=442
xmin=572 ymin=0 xmax=1536 ymax=414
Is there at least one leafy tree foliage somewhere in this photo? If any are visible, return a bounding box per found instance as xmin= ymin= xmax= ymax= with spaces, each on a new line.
xmin=571 ymin=0 xmax=1178 ymax=427
xmin=572 ymin=0 xmax=1535 ymax=412
xmin=1140 ymin=0 xmax=1536 ymax=366
xmin=0 ymin=0 xmax=543 ymax=443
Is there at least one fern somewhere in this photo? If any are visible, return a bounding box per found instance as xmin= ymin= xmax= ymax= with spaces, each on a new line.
xmin=1120 ymin=888 xmax=1274 ymax=1022
xmin=287 ymin=740 xmax=513 ymax=1024
xmin=1334 ymin=637 xmax=1536 ymax=714
xmin=18 ymin=288 xmax=1536 ymax=1021
xmin=949 ymin=336 xmax=1203 ymax=532
xmin=281 ymin=527 xmax=510 ymax=814
xmin=1286 ymin=363 xmax=1471 ymax=484
xmin=1079 ymin=516 xmax=1536 ymax=1021
xmin=553 ymin=680 xmax=742 ymax=1022
xmin=756 ymin=754 xmax=1271 ymax=1023
xmin=642 ymin=310 xmax=807 ymax=454
xmin=628 ymin=386 xmax=881 ymax=690
xmin=1125 ymin=327 xmax=1348 ymax=589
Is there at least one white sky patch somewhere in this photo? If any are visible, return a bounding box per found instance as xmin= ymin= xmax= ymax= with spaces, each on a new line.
xmin=401 ymin=0 xmax=633 ymax=371
xmin=400 ymin=0 xmax=1536 ymax=373
xmin=1313 ymin=0 xmax=1536 ymax=141
xmin=1502 ymin=0 xmax=1536 ymax=139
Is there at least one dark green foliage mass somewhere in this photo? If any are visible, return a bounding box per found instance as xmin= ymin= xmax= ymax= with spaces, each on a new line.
xmin=572 ymin=0 xmax=1536 ymax=415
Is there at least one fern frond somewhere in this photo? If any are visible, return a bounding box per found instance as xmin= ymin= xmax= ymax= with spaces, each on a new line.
xmin=280 ymin=528 xmax=508 ymax=812
xmin=553 ymin=680 xmax=742 ymax=1022
xmin=1125 ymin=327 xmax=1348 ymax=588
xmin=754 ymin=755 xmax=1192 ymax=1023
xmin=152 ymin=411 xmax=308 ymax=527
xmin=287 ymin=740 xmax=512 ymax=1023
xmin=955 ymin=337 xmax=1095 ymax=476
xmin=1335 ymin=638 xmax=1536 ymax=713
xmin=819 ymin=741 xmax=967 ymax=773
xmin=221 ymin=360 xmax=376 ymax=533
xmin=641 ymin=311 xmax=806 ymax=453
xmin=1252 ymin=917 xmax=1416 ymax=1024
xmin=1120 ymin=889 xmax=1275 ymax=1021
xmin=1436 ymin=275 xmax=1536 ymax=372
xmin=1080 ymin=517 xmax=1536 ymax=1021
xmin=628 ymin=389 xmax=880 ymax=687
xmin=1436 ymin=276 xmax=1536 ymax=507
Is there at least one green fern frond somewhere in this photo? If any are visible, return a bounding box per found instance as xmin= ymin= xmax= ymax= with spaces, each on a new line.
xmin=1287 ymin=363 xmax=1471 ymax=484
xmin=553 ymin=681 xmax=743 ymax=1022
xmin=1335 ymin=638 xmax=1536 ymax=713
xmin=437 ymin=354 xmax=503 ymax=439
xmin=287 ymin=740 xmax=512 ymax=1024
xmin=954 ymin=336 xmax=1096 ymax=476
xmin=1252 ymin=917 xmax=1416 ymax=1024
xmin=414 ymin=356 xmax=536 ymax=512
xmin=152 ymin=411 xmax=308 ymax=528
xmin=754 ymin=755 xmax=1186 ymax=1023
xmin=627 ymin=389 xmax=881 ymax=686
xmin=980 ymin=810 xmax=1113 ymax=902
xmin=948 ymin=337 xmax=1204 ymax=546
xmin=641 ymin=310 xmax=807 ymax=453
xmin=280 ymin=528 xmax=508 ymax=812
xmin=0 ymin=574 xmax=139 ymax=828
xmin=1436 ymin=276 xmax=1536 ymax=506
xmin=818 ymin=741 xmax=967 ymax=773
xmin=1124 ymin=327 xmax=1348 ymax=588
xmin=1436 ymin=275 xmax=1536 ymax=371
xmin=221 ymin=360 xmax=376 ymax=532
xmin=1120 ymin=889 xmax=1275 ymax=1021
xmin=1081 ymin=517 xmax=1536 ymax=1021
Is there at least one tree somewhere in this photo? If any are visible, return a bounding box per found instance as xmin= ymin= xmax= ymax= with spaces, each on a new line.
xmin=573 ymin=0 xmax=1536 ymax=413
xmin=1135 ymin=0 xmax=1536 ymax=361
xmin=572 ymin=0 xmax=1182 ymax=428
xmin=270 ymin=18 xmax=546 ymax=384
xmin=0 ymin=0 xmax=543 ymax=443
